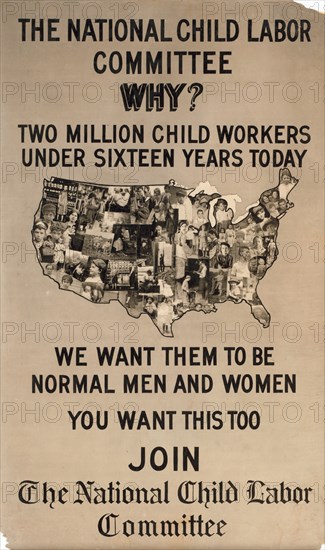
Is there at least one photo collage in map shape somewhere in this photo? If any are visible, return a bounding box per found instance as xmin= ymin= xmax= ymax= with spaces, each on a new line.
xmin=32 ymin=169 xmax=296 ymax=335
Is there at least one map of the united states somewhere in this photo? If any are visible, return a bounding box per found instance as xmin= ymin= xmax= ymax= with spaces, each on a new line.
xmin=32 ymin=168 xmax=298 ymax=336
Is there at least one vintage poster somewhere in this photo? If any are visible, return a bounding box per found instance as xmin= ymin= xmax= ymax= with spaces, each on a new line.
xmin=1 ymin=0 xmax=324 ymax=548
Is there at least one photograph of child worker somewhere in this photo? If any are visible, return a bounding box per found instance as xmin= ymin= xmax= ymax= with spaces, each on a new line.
xmin=278 ymin=167 xmax=298 ymax=200
xmin=60 ymin=273 xmax=73 ymax=291
xmin=137 ymin=225 xmax=154 ymax=264
xmin=249 ymin=204 xmax=270 ymax=229
xmin=228 ymin=277 xmax=244 ymax=302
xmin=189 ymin=193 xmax=210 ymax=222
xmin=78 ymin=258 xmax=107 ymax=302
xmin=130 ymin=184 xmax=172 ymax=224
xmin=68 ymin=186 xmax=110 ymax=251
xmin=239 ymin=276 xmax=256 ymax=303
xmin=153 ymin=216 xmax=177 ymax=248
xmin=214 ymin=241 xmax=233 ymax=269
xmin=197 ymin=223 xmax=211 ymax=258
xmin=155 ymin=296 xmax=174 ymax=336
xmin=56 ymin=188 xmax=69 ymax=221
xmin=32 ymin=220 xmax=66 ymax=279
xmin=170 ymin=186 xmax=193 ymax=223
xmin=38 ymin=202 xmax=57 ymax=235
xmin=37 ymin=222 xmax=68 ymax=280
xmin=81 ymin=234 xmax=113 ymax=261
xmin=262 ymin=219 xmax=279 ymax=238
xmin=262 ymin=189 xmax=281 ymax=217
xmin=213 ymin=198 xmax=233 ymax=233
xmin=137 ymin=265 xmax=160 ymax=294
xmin=73 ymin=184 xmax=131 ymax=243
xmin=153 ymin=223 xmax=170 ymax=244
xmin=52 ymin=225 xmax=66 ymax=271
xmin=62 ymin=252 xmax=89 ymax=293
xmin=54 ymin=208 xmax=80 ymax=252
xmin=173 ymin=219 xmax=199 ymax=275
xmin=77 ymin=185 xmax=114 ymax=232
xmin=118 ymin=260 xmax=148 ymax=317
xmin=40 ymin=179 xmax=78 ymax=220
xmin=142 ymin=295 xmax=159 ymax=321
xmin=247 ymin=254 xmax=269 ymax=280
xmin=32 ymin=220 xmax=48 ymax=255
xmin=39 ymin=234 xmax=56 ymax=265
xmin=231 ymin=246 xmax=252 ymax=279
xmin=42 ymin=263 xmax=56 ymax=279
xmin=208 ymin=268 xmax=228 ymax=303
xmin=178 ymin=258 xmax=209 ymax=307
xmin=153 ymin=240 xmax=173 ymax=278
xmin=251 ymin=302 xmax=270 ymax=328
xmin=104 ymin=260 xmax=138 ymax=292
xmin=100 ymin=212 xmax=130 ymax=235
xmin=110 ymin=225 xmax=138 ymax=259
xmin=106 ymin=187 xmax=131 ymax=213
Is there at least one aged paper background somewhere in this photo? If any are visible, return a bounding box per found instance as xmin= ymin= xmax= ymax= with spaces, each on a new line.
xmin=1 ymin=0 xmax=324 ymax=548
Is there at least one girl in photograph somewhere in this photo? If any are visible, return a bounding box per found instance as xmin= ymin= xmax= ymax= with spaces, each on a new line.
xmin=85 ymin=192 xmax=100 ymax=228
xmin=57 ymin=189 xmax=68 ymax=221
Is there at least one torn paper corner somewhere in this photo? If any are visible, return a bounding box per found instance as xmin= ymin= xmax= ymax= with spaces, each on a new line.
xmin=0 ymin=533 xmax=10 ymax=550
xmin=294 ymin=0 xmax=325 ymax=12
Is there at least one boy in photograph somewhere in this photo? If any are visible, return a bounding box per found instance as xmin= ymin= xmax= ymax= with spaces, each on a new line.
xmin=32 ymin=221 xmax=48 ymax=251
xmin=41 ymin=202 xmax=57 ymax=234
xmin=216 ymin=242 xmax=233 ymax=269
xmin=60 ymin=274 xmax=73 ymax=290
xmin=231 ymin=247 xmax=251 ymax=279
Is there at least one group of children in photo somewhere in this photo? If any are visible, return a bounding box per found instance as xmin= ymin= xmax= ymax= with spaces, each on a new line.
xmin=32 ymin=169 xmax=297 ymax=334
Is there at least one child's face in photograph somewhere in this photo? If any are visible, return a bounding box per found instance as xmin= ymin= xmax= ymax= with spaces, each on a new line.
xmin=33 ymin=228 xmax=45 ymax=242
xmin=89 ymin=262 xmax=100 ymax=276
xmin=249 ymin=257 xmax=258 ymax=271
xmin=43 ymin=211 xmax=55 ymax=224
xmin=240 ymin=248 xmax=251 ymax=261
xmin=69 ymin=212 xmax=78 ymax=223
xmin=51 ymin=230 xmax=62 ymax=241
